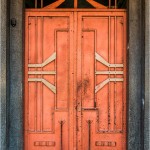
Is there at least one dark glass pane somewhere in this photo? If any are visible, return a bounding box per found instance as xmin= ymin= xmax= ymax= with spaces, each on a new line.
xmin=37 ymin=0 xmax=41 ymax=8
xmin=78 ymin=0 xmax=94 ymax=8
xmin=58 ymin=0 xmax=74 ymax=8
xmin=25 ymin=0 xmax=35 ymax=8
xmin=43 ymin=0 xmax=56 ymax=7
xmin=111 ymin=0 xmax=115 ymax=7
xmin=117 ymin=0 xmax=127 ymax=8
xmin=94 ymin=0 xmax=109 ymax=7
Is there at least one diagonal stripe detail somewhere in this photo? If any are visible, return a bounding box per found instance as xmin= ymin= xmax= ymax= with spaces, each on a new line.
xmin=28 ymin=52 xmax=56 ymax=68
xmin=28 ymin=78 xmax=56 ymax=94
xmin=95 ymin=52 xmax=123 ymax=67
xmin=95 ymin=78 xmax=123 ymax=93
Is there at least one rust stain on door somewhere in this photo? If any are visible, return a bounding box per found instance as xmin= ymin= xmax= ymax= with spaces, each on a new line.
xmin=25 ymin=10 xmax=127 ymax=150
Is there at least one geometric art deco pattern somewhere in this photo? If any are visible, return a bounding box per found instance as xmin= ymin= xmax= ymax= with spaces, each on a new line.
xmin=28 ymin=52 xmax=56 ymax=93
xmin=95 ymin=52 xmax=124 ymax=93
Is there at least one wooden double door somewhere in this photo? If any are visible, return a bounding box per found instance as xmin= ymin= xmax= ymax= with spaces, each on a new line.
xmin=25 ymin=10 xmax=127 ymax=150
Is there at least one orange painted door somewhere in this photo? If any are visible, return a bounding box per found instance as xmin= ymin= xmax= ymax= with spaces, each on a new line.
xmin=76 ymin=11 xmax=127 ymax=150
xmin=25 ymin=11 xmax=126 ymax=150
xmin=25 ymin=12 xmax=74 ymax=150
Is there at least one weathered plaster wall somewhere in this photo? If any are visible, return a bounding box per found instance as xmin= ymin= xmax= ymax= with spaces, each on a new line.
xmin=144 ymin=0 xmax=150 ymax=149
xmin=0 ymin=0 xmax=9 ymax=149
xmin=8 ymin=0 xmax=24 ymax=149
xmin=128 ymin=0 xmax=143 ymax=149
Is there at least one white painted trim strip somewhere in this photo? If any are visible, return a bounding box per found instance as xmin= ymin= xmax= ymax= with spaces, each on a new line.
xmin=28 ymin=71 xmax=56 ymax=75
xmin=28 ymin=52 xmax=56 ymax=68
xmin=95 ymin=78 xmax=124 ymax=93
xmin=95 ymin=52 xmax=123 ymax=67
xmin=95 ymin=71 xmax=123 ymax=75
xmin=28 ymin=78 xmax=56 ymax=94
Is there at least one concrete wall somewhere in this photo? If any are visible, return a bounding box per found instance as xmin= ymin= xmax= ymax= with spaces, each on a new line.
xmin=0 ymin=0 xmax=9 ymax=149
xmin=144 ymin=0 xmax=150 ymax=149
xmin=128 ymin=0 xmax=144 ymax=149
xmin=8 ymin=0 xmax=24 ymax=149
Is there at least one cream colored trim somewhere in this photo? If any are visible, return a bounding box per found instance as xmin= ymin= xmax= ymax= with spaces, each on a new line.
xmin=28 ymin=78 xmax=56 ymax=94
xmin=95 ymin=71 xmax=123 ymax=75
xmin=28 ymin=52 xmax=56 ymax=68
xmin=95 ymin=78 xmax=123 ymax=93
xmin=28 ymin=71 xmax=56 ymax=75
xmin=95 ymin=52 xmax=123 ymax=67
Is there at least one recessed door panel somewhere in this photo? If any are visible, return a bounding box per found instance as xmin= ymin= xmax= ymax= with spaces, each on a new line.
xmin=25 ymin=12 xmax=74 ymax=150
xmin=77 ymin=12 xmax=126 ymax=150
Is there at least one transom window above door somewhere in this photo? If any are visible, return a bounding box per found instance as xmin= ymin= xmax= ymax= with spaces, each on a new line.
xmin=25 ymin=0 xmax=127 ymax=9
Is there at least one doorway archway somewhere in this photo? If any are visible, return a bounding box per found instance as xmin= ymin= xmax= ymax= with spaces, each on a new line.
xmin=5 ymin=0 xmax=145 ymax=150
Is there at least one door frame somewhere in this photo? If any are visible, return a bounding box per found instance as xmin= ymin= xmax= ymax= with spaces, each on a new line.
xmin=0 ymin=0 xmax=146 ymax=149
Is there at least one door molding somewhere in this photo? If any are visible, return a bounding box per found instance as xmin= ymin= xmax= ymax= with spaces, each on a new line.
xmin=0 ymin=0 xmax=146 ymax=149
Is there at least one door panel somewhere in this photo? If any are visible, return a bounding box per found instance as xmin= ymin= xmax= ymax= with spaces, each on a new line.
xmin=25 ymin=11 xmax=126 ymax=150
xmin=25 ymin=12 xmax=74 ymax=150
xmin=77 ymin=12 xmax=126 ymax=150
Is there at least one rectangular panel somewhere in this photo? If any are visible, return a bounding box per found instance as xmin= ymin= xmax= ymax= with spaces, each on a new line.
xmin=78 ymin=11 xmax=127 ymax=150
xmin=109 ymin=16 xmax=115 ymax=131
xmin=115 ymin=16 xmax=124 ymax=131
xmin=36 ymin=17 xmax=43 ymax=132
xmin=25 ymin=11 xmax=73 ymax=150
xmin=56 ymin=31 xmax=69 ymax=110
xmin=83 ymin=16 xmax=110 ymax=131
xmin=34 ymin=141 xmax=55 ymax=146
xmin=28 ymin=17 xmax=36 ymax=131
xmin=82 ymin=31 xmax=95 ymax=108
xmin=82 ymin=15 xmax=125 ymax=133
xmin=41 ymin=16 xmax=56 ymax=132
